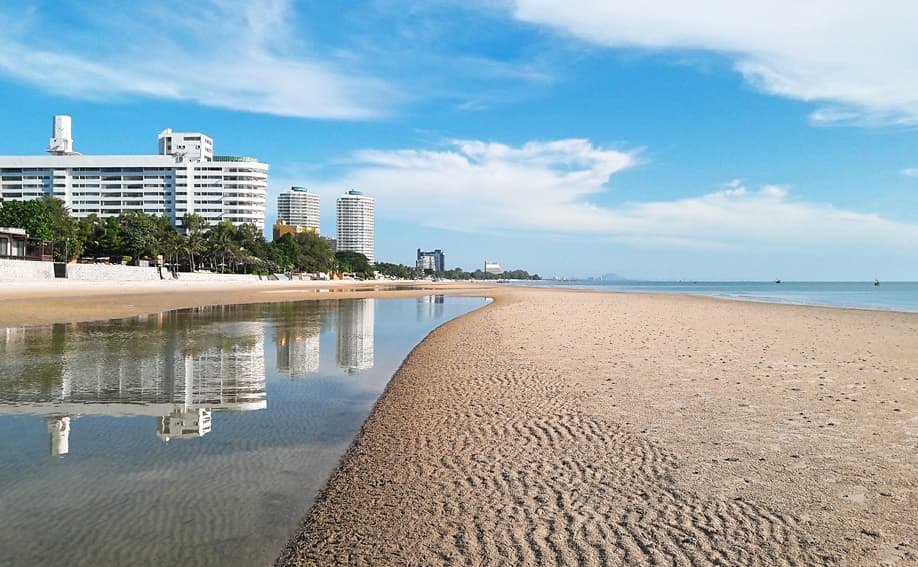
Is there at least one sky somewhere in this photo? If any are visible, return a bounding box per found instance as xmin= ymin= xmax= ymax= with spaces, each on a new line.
xmin=1 ymin=0 xmax=917 ymax=280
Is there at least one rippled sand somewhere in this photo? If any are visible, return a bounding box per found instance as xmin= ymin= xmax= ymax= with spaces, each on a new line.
xmin=278 ymin=288 xmax=918 ymax=566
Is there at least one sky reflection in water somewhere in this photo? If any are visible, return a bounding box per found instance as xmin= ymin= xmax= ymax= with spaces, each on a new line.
xmin=0 ymin=295 xmax=486 ymax=566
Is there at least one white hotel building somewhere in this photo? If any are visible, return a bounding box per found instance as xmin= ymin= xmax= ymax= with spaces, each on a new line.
xmin=277 ymin=186 xmax=320 ymax=231
xmin=0 ymin=115 xmax=268 ymax=229
xmin=336 ymin=189 xmax=375 ymax=264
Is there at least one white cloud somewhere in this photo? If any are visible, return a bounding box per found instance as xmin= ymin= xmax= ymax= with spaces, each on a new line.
xmin=510 ymin=0 xmax=918 ymax=126
xmin=902 ymin=168 xmax=918 ymax=178
xmin=0 ymin=1 xmax=394 ymax=119
xmin=310 ymin=138 xmax=918 ymax=251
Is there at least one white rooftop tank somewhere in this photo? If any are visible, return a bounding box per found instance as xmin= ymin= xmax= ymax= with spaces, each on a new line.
xmin=47 ymin=115 xmax=74 ymax=154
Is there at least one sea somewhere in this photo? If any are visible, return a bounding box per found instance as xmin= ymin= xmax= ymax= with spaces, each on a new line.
xmin=510 ymin=280 xmax=918 ymax=313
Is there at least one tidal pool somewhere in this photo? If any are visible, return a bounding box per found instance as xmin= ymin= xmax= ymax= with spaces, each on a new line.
xmin=0 ymin=295 xmax=486 ymax=566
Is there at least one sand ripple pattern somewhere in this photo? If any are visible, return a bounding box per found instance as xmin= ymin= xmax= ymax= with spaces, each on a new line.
xmin=278 ymin=299 xmax=832 ymax=566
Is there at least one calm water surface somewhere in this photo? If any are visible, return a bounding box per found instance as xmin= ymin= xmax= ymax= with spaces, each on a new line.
xmin=0 ymin=296 xmax=486 ymax=566
xmin=512 ymin=280 xmax=918 ymax=312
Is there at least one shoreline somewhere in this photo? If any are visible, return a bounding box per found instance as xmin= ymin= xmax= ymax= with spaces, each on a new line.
xmin=509 ymin=281 xmax=918 ymax=315
xmin=0 ymin=279 xmax=492 ymax=328
xmin=3 ymin=278 xmax=916 ymax=329
xmin=278 ymin=287 xmax=917 ymax=565
xmin=1 ymin=282 xmax=915 ymax=564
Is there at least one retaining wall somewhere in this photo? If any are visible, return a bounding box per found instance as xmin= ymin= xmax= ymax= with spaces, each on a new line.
xmin=0 ymin=258 xmax=55 ymax=280
xmin=172 ymin=272 xmax=264 ymax=283
xmin=66 ymin=263 xmax=163 ymax=281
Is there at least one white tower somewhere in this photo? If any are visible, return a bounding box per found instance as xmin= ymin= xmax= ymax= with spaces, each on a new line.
xmin=278 ymin=186 xmax=320 ymax=231
xmin=336 ymin=190 xmax=375 ymax=264
xmin=47 ymin=115 xmax=75 ymax=155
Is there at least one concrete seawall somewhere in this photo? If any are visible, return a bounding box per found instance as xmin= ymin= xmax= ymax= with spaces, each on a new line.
xmin=66 ymin=263 xmax=163 ymax=281
xmin=174 ymin=272 xmax=263 ymax=282
xmin=1 ymin=260 xmax=269 ymax=283
xmin=0 ymin=258 xmax=55 ymax=280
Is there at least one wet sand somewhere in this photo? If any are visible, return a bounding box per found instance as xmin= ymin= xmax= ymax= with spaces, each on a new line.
xmin=277 ymin=287 xmax=917 ymax=566
xmin=2 ymin=282 xmax=915 ymax=565
xmin=0 ymin=279 xmax=486 ymax=327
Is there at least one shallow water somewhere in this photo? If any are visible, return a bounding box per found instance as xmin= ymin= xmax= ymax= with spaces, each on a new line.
xmin=0 ymin=295 xmax=486 ymax=566
xmin=512 ymin=280 xmax=918 ymax=312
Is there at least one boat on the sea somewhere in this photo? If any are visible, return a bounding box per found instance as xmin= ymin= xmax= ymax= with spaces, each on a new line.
xmin=874 ymin=279 xmax=880 ymax=286
xmin=775 ymin=279 xmax=781 ymax=284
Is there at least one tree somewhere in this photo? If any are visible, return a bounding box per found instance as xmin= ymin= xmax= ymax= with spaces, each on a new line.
xmin=334 ymin=250 xmax=372 ymax=278
xmin=182 ymin=213 xmax=208 ymax=271
xmin=294 ymin=232 xmax=334 ymax=273
xmin=120 ymin=212 xmax=161 ymax=261
xmin=0 ymin=200 xmax=54 ymax=240
xmin=206 ymin=221 xmax=238 ymax=272
xmin=0 ymin=197 xmax=82 ymax=261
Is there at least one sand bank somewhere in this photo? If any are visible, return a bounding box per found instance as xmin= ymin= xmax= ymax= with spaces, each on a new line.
xmin=0 ymin=279 xmax=487 ymax=327
xmin=278 ymin=287 xmax=917 ymax=566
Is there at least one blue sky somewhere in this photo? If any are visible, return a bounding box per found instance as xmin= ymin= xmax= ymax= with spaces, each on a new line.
xmin=1 ymin=0 xmax=917 ymax=279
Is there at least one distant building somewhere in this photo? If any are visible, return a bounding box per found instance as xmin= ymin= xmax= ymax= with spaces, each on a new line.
xmin=322 ymin=236 xmax=337 ymax=252
xmin=417 ymin=248 xmax=445 ymax=272
xmin=272 ymin=220 xmax=318 ymax=241
xmin=336 ymin=190 xmax=375 ymax=264
xmin=0 ymin=115 xmax=269 ymax=229
xmin=484 ymin=260 xmax=502 ymax=275
xmin=277 ymin=186 xmax=320 ymax=231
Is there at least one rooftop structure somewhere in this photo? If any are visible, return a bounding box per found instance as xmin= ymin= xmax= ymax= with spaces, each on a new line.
xmin=0 ymin=115 xmax=268 ymax=229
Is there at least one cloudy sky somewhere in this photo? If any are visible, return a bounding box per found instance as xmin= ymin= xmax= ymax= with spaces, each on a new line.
xmin=1 ymin=0 xmax=917 ymax=279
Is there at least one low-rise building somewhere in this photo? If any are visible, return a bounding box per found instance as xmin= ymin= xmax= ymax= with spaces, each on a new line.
xmin=0 ymin=227 xmax=53 ymax=261
xmin=484 ymin=260 xmax=502 ymax=274
xmin=272 ymin=220 xmax=319 ymax=241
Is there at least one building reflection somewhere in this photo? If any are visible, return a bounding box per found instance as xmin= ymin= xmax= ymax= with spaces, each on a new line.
xmin=417 ymin=295 xmax=445 ymax=321
xmin=273 ymin=302 xmax=323 ymax=377
xmin=336 ymin=298 xmax=375 ymax=373
xmin=0 ymin=306 xmax=267 ymax=456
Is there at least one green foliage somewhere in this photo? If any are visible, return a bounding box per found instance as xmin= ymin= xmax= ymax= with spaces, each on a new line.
xmin=0 ymin=199 xmax=54 ymax=240
xmin=0 ymin=197 xmax=81 ymax=260
xmin=334 ymin=250 xmax=372 ymax=278
xmin=1 ymin=198 xmax=541 ymax=279
xmin=375 ymin=261 xmax=418 ymax=279
xmin=120 ymin=212 xmax=160 ymax=259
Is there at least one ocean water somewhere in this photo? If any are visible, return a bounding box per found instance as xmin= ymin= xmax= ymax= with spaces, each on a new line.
xmin=0 ymin=296 xmax=487 ymax=566
xmin=512 ymin=280 xmax=918 ymax=313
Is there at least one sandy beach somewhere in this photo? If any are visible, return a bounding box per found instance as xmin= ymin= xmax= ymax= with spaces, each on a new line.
xmin=275 ymin=287 xmax=917 ymax=566
xmin=1 ymin=282 xmax=915 ymax=565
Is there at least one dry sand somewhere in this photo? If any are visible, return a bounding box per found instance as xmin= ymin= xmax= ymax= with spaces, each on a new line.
xmin=277 ymin=287 xmax=917 ymax=566
xmin=1 ymin=282 xmax=915 ymax=565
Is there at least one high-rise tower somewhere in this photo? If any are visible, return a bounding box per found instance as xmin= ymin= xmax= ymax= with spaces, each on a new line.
xmin=277 ymin=186 xmax=320 ymax=230
xmin=335 ymin=190 xmax=375 ymax=264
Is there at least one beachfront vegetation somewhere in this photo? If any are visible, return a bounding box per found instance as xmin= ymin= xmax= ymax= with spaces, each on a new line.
xmin=0 ymin=198 xmax=541 ymax=279
xmin=374 ymin=261 xmax=540 ymax=281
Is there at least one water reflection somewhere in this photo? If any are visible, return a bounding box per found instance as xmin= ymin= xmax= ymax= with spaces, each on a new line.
xmin=274 ymin=303 xmax=324 ymax=377
xmin=417 ymin=294 xmax=445 ymax=321
xmin=0 ymin=307 xmax=267 ymax=455
xmin=0 ymin=295 xmax=486 ymax=567
xmin=0 ymin=298 xmax=446 ymax=457
xmin=336 ymin=298 xmax=375 ymax=373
